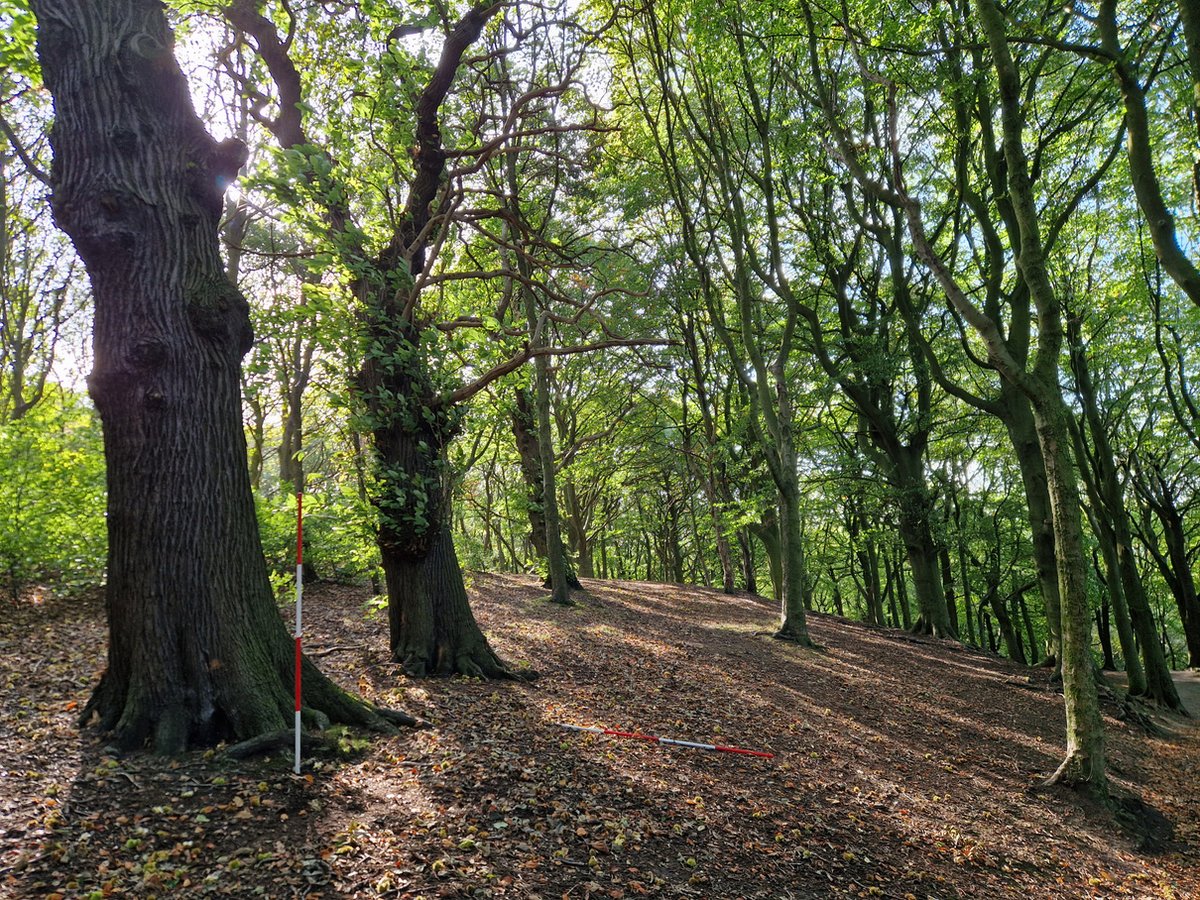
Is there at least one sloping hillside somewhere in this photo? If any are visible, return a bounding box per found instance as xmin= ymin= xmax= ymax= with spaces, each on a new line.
xmin=2 ymin=575 xmax=1198 ymax=898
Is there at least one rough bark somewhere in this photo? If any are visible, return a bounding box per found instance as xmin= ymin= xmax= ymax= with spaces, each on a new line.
xmin=512 ymin=388 xmax=549 ymax=559
xmin=386 ymin=525 xmax=513 ymax=678
xmin=33 ymin=0 xmax=391 ymax=752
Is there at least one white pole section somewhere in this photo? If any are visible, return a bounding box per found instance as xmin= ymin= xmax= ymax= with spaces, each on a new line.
xmin=294 ymin=490 xmax=303 ymax=774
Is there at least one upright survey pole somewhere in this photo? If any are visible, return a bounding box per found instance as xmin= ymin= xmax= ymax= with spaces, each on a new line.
xmin=294 ymin=491 xmax=303 ymax=774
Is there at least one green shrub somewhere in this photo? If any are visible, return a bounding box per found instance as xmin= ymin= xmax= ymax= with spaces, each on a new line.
xmin=0 ymin=392 xmax=107 ymax=598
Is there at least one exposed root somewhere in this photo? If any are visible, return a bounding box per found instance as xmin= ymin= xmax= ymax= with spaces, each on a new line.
xmin=395 ymin=642 xmax=537 ymax=681
xmin=79 ymin=649 xmax=426 ymax=755
xmin=909 ymin=617 xmax=959 ymax=641
xmin=771 ymin=628 xmax=819 ymax=649
xmin=225 ymin=706 xmax=427 ymax=761
xmin=1113 ymin=697 xmax=1168 ymax=736
xmin=1042 ymin=751 xmax=1109 ymax=803
xmin=226 ymin=729 xmax=335 ymax=760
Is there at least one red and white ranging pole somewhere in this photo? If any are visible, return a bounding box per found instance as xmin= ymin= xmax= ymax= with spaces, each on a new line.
xmin=294 ymin=491 xmax=304 ymax=774
xmin=557 ymin=723 xmax=774 ymax=759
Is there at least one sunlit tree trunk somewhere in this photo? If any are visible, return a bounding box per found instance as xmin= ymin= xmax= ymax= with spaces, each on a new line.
xmin=33 ymin=0 xmax=388 ymax=752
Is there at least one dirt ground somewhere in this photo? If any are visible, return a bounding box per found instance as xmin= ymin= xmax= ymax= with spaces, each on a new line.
xmin=2 ymin=574 xmax=1198 ymax=899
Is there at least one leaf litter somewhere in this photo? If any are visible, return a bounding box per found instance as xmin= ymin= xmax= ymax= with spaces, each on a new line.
xmin=1 ymin=575 xmax=1198 ymax=898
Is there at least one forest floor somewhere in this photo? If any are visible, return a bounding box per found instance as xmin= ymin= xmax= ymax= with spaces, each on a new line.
xmin=2 ymin=575 xmax=1200 ymax=899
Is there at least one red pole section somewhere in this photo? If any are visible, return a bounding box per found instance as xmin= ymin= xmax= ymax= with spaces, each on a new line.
xmin=557 ymin=723 xmax=774 ymax=759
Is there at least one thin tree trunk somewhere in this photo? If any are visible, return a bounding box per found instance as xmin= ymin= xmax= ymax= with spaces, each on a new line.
xmin=1070 ymin=322 xmax=1180 ymax=709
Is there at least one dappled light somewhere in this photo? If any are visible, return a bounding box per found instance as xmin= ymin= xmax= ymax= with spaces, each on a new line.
xmin=4 ymin=577 xmax=1197 ymax=897
xmin=5 ymin=0 xmax=1200 ymax=895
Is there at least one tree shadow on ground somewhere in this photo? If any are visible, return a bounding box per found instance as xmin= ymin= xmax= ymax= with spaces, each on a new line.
xmin=2 ymin=577 xmax=1198 ymax=898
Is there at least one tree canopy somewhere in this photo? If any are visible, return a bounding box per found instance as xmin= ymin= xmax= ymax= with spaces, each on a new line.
xmin=5 ymin=0 xmax=1200 ymax=812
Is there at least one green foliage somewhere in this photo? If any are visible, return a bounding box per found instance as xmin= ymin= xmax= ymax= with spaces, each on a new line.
xmin=0 ymin=0 xmax=39 ymax=81
xmin=253 ymin=490 xmax=298 ymax=578
xmin=254 ymin=485 xmax=381 ymax=584
xmin=0 ymin=391 xmax=106 ymax=597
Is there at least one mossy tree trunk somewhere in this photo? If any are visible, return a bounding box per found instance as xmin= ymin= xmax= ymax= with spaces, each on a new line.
xmin=33 ymin=0 xmax=389 ymax=753
xmin=386 ymin=524 xmax=509 ymax=678
xmin=1000 ymin=390 xmax=1063 ymax=668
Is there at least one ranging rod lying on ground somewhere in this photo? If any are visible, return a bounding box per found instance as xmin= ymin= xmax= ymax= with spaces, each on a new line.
xmin=557 ymin=723 xmax=775 ymax=758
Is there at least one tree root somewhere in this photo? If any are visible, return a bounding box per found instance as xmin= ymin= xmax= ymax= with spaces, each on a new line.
xmin=227 ymin=705 xmax=427 ymax=761
xmin=1041 ymin=751 xmax=1108 ymax=802
xmin=909 ymin=617 xmax=959 ymax=641
xmin=771 ymin=628 xmax=820 ymax=649
xmin=395 ymin=645 xmax=538 ymax=681
xmin=226 ymin=729 xmax=334 ymax=760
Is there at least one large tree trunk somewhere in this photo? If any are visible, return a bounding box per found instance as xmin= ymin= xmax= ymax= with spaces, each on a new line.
xmin=776 ymin=479 xmax=815 ymax=644
xmin=365 ymin=329 xmax=512 ymax=676
xmin=225 ymin=0 xmax=506 ymax=679
xmin=34 ymin=0 xmax=388 ymax=753
xmin=386 ymin=526 xmax=510 ymax=677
